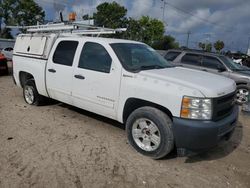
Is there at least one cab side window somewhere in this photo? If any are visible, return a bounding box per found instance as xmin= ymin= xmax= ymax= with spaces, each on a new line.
xmin=181 ymin=54 xmax=201 ymax=66
xmin=78 ymin=42 xmax=112 ymax=73
xmin=53 ymin=41 xmax=78 ymax=66
xmin=202 ymin=56 xmax=224 ymax=69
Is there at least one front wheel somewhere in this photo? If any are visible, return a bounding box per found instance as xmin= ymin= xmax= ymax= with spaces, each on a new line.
xmin=236 ymin=85 xmax=249 ymax=105
xmin=126 ymin=107 xmax=174 ymax=159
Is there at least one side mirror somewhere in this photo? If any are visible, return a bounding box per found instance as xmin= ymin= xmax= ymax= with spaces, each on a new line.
xmin=217 ymin=65 xmax=226 ymax=72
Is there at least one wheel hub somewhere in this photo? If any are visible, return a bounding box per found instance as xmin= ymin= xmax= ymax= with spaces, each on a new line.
xmin=24 ymin=86 xmax=34 ymax=104
xmin=132 ymin=118 xmax=161 ymax=152
xmin=236 ymin=88 xmax=249 ymax=104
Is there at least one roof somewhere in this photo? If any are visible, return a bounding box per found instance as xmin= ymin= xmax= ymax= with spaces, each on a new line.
xmin=167 ymin=49 xmax=225 ymax=58
xmin=18 ymin=33 xmax=144 ymax=45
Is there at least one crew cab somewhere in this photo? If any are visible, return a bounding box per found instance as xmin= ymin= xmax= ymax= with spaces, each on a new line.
xmin=13 ymin=33 xmax=238 ymax=159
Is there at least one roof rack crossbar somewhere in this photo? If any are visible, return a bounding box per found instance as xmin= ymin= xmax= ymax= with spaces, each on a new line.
xmin=7 ymin=22 xmax=127 ymax=36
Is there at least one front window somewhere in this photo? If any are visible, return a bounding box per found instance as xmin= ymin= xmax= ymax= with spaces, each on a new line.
xmin=220 ymin=56 xmax=247 ymax=71
xmin=202 ymin=56 xmax=225 ymax=70
xmin=110 ymin=43 xmax=174 ymax=72
xmin=79 ymin=42 xmax=112 ymax=73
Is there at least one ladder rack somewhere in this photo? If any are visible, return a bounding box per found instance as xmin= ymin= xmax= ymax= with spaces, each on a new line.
xmin=7 ymin=22 xmax=127 ymax=36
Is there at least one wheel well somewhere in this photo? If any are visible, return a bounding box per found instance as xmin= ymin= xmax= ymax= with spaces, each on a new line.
xmin=19 ymin=72 xmax=34 ymax=88
xmin=123 ymin=98 xmax=173 ymax=123
xmin=236 ymin=82 xmax=247 ymax=86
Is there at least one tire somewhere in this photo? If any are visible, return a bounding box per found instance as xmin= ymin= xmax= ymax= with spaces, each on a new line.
xmin=4 ymin=64 xmax=9 ymax=75
xmin=23 ymin=79 xmax=44 ymax=106
xmin=236 ymin=85 xmax=249 ymax=105
xmin=126 ymin=107 xmax=174 ymax=159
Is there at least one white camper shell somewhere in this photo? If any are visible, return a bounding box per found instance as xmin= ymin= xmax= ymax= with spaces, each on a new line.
xmin=14 ymin=34 xmax=56 ymax=59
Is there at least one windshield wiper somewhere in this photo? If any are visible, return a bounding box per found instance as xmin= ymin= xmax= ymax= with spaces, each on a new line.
xmin=139 ymin=65 xmax=168 ymax=70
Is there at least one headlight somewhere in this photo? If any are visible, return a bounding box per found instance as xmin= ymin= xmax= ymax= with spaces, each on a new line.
xmin=180 ymin=96 xmax=212 ymax=120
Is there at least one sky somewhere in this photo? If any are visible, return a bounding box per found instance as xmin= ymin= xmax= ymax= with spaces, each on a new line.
xmin=35 ymin=0 xmax=250 ymax=52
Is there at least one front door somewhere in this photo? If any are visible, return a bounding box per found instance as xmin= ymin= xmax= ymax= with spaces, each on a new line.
xmin=46 ymin=40 xmax=79 ymax=104
xmin=72 ymin=41 xmax=122 ymax=118
xmin=201 ymin=56 xmax=229 ymax=77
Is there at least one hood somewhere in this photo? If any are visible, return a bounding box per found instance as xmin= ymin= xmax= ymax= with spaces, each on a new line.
xmin=139 ymin=67 xmax=236 ymax=98
xmin=235 ymin=70 xmax=250 ymax=77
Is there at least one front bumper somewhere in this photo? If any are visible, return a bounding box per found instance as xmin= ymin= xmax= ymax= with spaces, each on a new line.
xmin=173 ymin=105 xmax=239 ymax=151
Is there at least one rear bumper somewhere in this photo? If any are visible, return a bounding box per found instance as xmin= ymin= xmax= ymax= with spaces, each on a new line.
xmin=172 ymin=106 xmax=239 ymax=151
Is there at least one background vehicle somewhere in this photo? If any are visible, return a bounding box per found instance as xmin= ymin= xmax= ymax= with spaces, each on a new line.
xmin=164 ymin=49 xmax=250 ymax=104
xmin=1 ymin=47 xmax=13 ymax=60
xmin=12 ymin=23 xmax=238 ymax=159
xmin=0 ymin=53 xmax=8 ymax=75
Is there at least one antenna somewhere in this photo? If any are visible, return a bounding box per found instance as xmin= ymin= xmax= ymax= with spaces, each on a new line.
xmin=59 ymin=11 xmax=64 ymax=22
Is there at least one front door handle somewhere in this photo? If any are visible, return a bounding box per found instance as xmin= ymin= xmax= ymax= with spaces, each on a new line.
xmin=74 ymin=75 xmax=85 ymax=80
xmin=48 ymin=69 xmax=56 ymax=73
xmin=202 ymin=69 xmax=207 ymax=72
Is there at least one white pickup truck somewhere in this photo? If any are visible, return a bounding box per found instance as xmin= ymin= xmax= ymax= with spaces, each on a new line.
xmin=13 ymin=33 xmax=238 ymax=159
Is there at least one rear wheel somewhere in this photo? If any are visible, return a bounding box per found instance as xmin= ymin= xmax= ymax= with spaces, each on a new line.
xmin=236 ymin=85 xmax=249 ymax=105
xmin=126 ymin=107 xmax=174 ymax=159
xmin=4 ymin=64 xmax=8 ymax=75
xmin=23 ymin=79 xmax=43 ymax=106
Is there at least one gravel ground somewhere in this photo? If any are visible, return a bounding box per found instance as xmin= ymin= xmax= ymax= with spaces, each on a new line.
xmin=0 ymin=75 xmax=250 ymax=188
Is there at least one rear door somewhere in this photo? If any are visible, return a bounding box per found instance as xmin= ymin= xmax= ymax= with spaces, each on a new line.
xmin=180 ymin=53 xmax=202 ymax=70
xmin=71 ymin=41 xmax=122 ymax=118
xmin=46 ymin=40 xmax=78 ymax=104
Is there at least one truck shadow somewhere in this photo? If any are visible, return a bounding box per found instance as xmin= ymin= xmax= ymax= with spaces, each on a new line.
xmin=184 ymin=121 xmax=243 ymax=163
xmin=45 ymin=101 xmax=243 ymax=161
xmin=57 ymin=103 xmax=126 ymax=130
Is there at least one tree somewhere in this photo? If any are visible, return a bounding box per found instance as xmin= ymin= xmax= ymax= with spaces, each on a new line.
xmin=152 ymin=35 xmax=179 ymax=50
xmin=0 ymin=28 xmax=13 ymax=38
xmin=124 ymin=18 xmax=141 ymax=41
xmin=205 ymin=43 xmax=212 ymax=52
xmin=16 ymin=0 xmax=45 ymax=26
xmin=82 ymin=14 xmax=89 ymax=20
xmin=124 ymin=16 xmax=164 ymax=46
xmin=93 ymin=2 xmax=166 ymax=46
xmin=198 ymin=42 xmax=206 ymax=50
xmin=214 ymin=40 xmax=224 ymax=53
xmin=138 ymin=16 xmax=164 ymax=45
xmin=93 ymin=1 xmax=127 ymax=28
xmin=0 ymin=0 xmax=45 ymax=38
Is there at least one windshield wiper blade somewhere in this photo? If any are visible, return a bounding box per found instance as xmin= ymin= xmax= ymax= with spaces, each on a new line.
xmin=140 ymin=65 xmax=167 ymax=70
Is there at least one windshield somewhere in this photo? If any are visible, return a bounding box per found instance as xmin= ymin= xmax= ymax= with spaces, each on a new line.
xmin=110 ymin=43 xmax=174 ymax=72
xmin=220 ymin=56 xmax=247 ymax=71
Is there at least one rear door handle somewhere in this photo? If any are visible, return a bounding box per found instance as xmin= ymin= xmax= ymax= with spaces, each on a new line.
xmin=48 ymin=69 xmax=56 ymax=73
xmin=202 ymin=69 xmax=207 ymax=72
xmin=74 ymin=75 xmax=85 ymax=80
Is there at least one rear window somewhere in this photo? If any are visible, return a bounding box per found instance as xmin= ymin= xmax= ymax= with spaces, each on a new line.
xmin=181 ymin=54 xmax=201 ymax=66
xmin=53 ymin=41 xmax=78 ymax=66
xmin=164 ymin=51 xmax=181 ymax=61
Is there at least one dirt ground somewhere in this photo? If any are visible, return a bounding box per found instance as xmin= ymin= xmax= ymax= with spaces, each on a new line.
xmin=0 ymin=74 xmax=250 ymax=188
